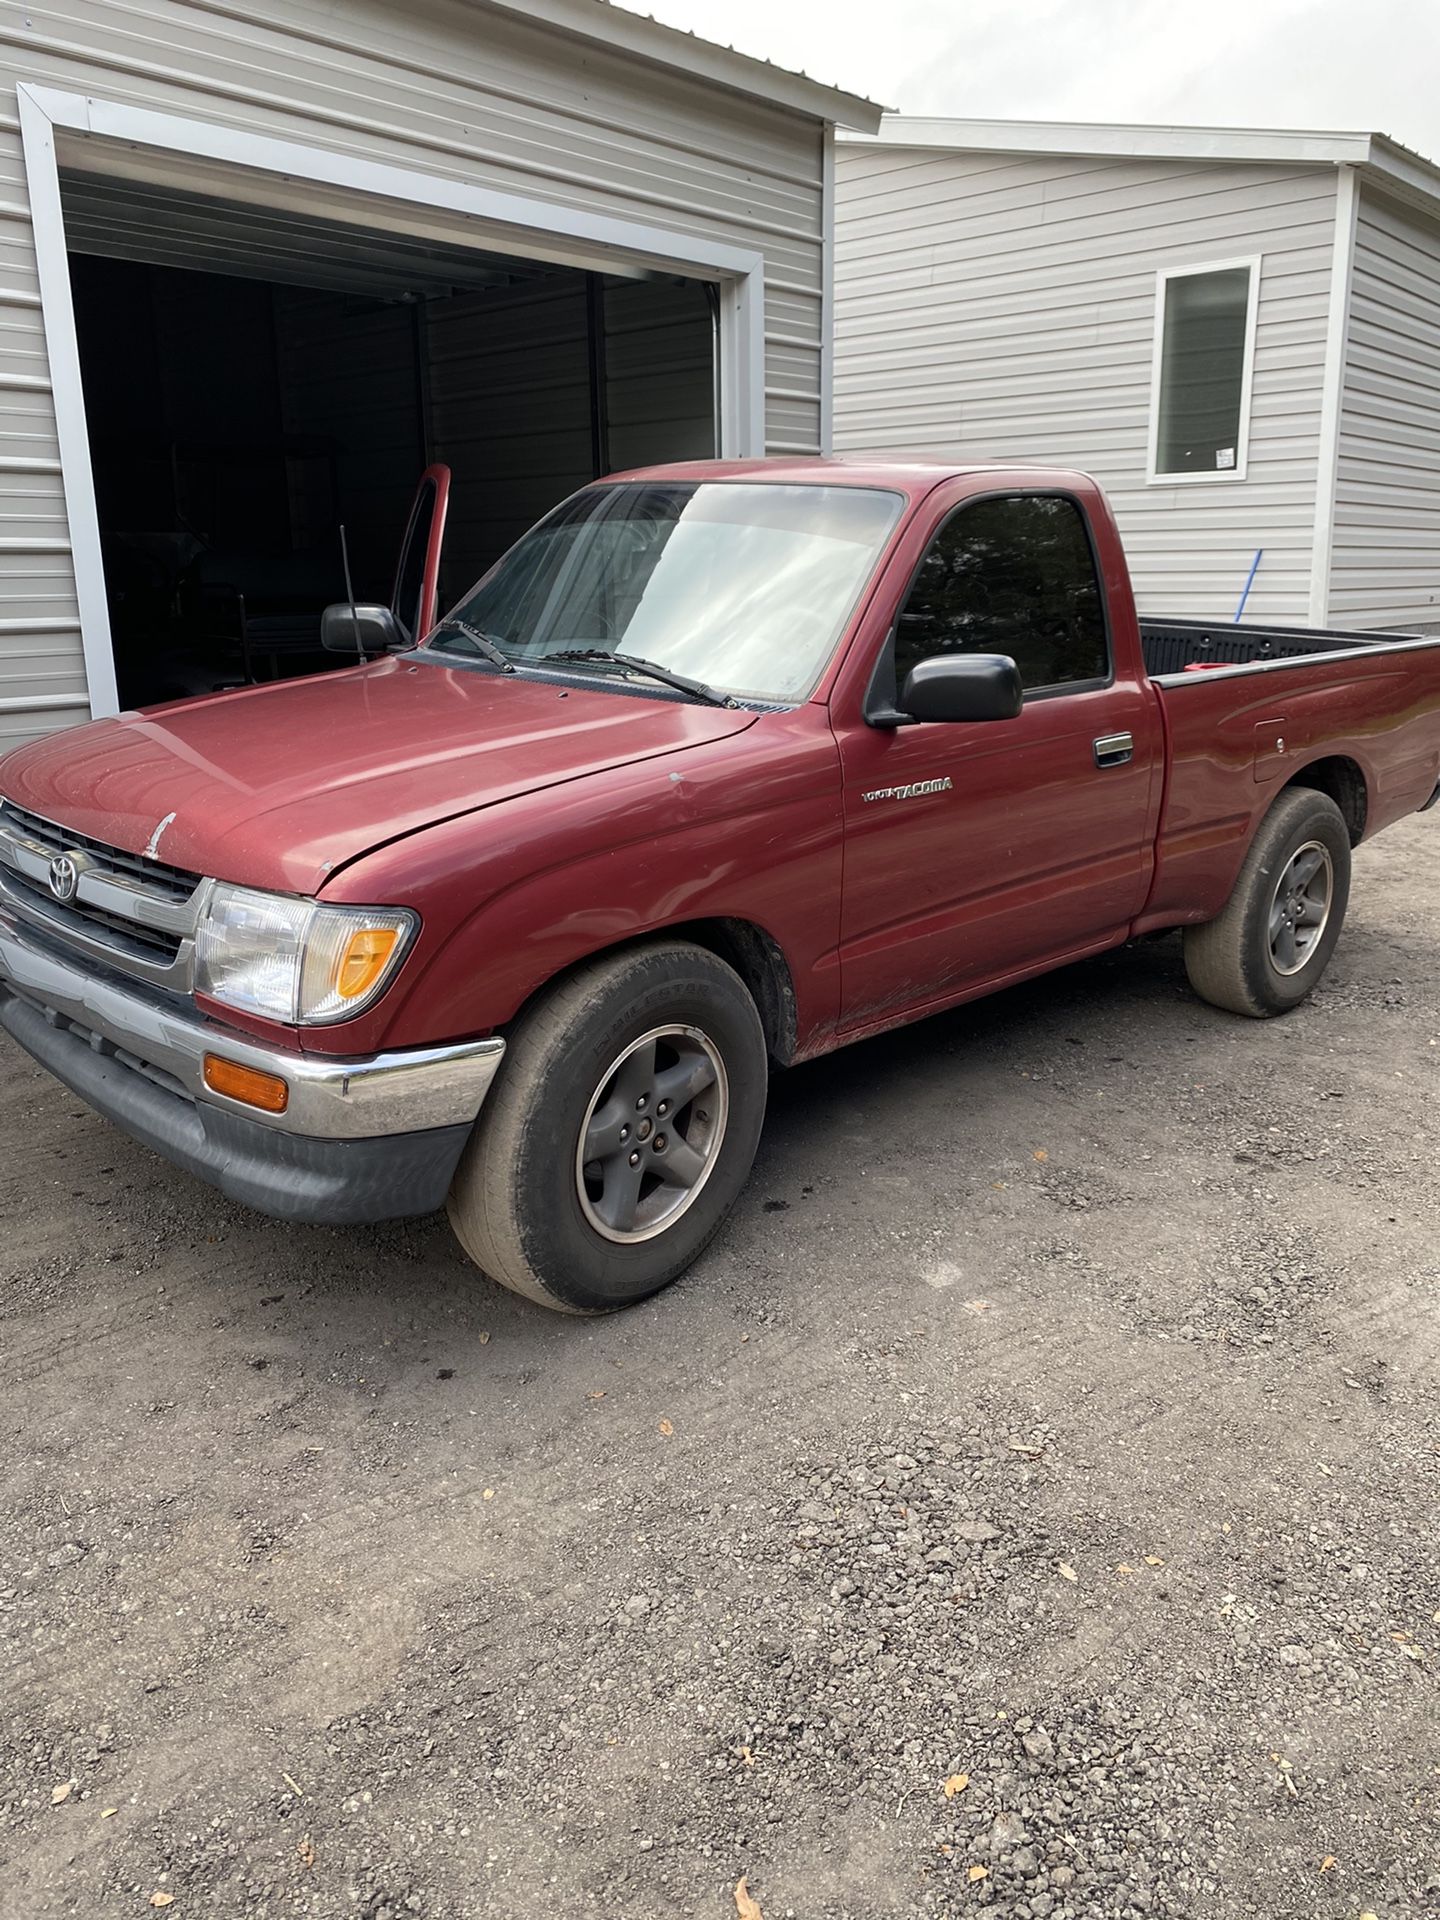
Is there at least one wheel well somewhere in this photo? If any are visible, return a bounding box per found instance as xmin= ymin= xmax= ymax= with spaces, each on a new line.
xmin=501 ymin=919 xmax=800 ymax=1067
xmin=1283 ymin=756 xmax=1368 ymax=844
xmin=665 ymin=917 xmax=799 ymax=1065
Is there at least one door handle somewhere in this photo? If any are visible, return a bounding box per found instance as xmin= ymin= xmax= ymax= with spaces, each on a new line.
xmin=1093 ymin=731 xmax=1134 ymax=768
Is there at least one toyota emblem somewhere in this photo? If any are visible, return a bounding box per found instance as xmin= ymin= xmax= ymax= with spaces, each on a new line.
xmin=47 ymin=853 xmax=79 ymax=903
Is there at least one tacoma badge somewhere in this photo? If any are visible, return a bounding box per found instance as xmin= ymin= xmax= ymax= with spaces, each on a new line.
xmin=861 ymin=777 xmax=954 ymax=804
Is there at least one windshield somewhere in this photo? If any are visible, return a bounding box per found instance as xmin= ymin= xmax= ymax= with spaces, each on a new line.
xmin=425 ymin=480 xmax=904 ymax=704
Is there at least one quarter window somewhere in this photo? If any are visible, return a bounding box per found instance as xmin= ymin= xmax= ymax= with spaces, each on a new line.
xmin=893 ymin=493 xmax=1109 ymax=694
xmin=1150 ymin=261 xmax=1258 ymax=480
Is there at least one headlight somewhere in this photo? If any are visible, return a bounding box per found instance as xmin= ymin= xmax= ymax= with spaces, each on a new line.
xmin=196 ymin=886 xmax=417 ymax=1025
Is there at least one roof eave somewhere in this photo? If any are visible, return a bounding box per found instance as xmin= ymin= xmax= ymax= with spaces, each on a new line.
xmin=840 ymin=116 xmax=1440 ymax=220
xmin=1364 ymin=132 xmax=1440 ymax=217
xmin=842 ymin=116 xmax=1378 ymax=166
xmin=476 ymin=0 xmax=884 ymax=130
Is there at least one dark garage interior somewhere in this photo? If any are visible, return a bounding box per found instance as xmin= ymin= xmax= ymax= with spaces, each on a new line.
xmin=63 ymin=173 xmax=717 ymax=709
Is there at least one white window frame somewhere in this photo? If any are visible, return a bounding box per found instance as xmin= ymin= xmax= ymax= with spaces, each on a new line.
xmin=17 ymin=84 xmax=767 ymax=721
xmin=1145 ymin=256 xmax=1261 ymax=486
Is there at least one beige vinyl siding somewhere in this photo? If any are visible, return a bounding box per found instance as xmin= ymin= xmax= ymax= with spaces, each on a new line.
xmin=834 ymin=145 xmax=1338 ymax=623
xmin=1329 ymin=186 xmax=1440 ymax=630
xmin=0 ymin=0 xmax=827 ymax=743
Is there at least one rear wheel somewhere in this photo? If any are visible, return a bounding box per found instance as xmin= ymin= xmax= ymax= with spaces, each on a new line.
xmin=1183 ymin=787 xmax=1351 ymax=1017
xmin=447 ymin=942 xmax=768 ymax=1312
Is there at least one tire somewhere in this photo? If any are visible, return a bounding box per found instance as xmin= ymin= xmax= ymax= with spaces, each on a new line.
xmin=1183 ymin=787 xmax=1351 ymax=1018
xmin=447 ymin=941 xmax=768 ymax=1313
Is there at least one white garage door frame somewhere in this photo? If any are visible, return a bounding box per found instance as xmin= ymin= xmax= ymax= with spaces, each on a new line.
xmin=18 ymin=82 xmax=767 ymax=721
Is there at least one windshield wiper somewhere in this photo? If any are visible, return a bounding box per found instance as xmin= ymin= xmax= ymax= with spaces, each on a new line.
xmin=545 ymin=648 xmax=737 ymax=709
xmin=430 ymin=618 xmax=516 ymax=673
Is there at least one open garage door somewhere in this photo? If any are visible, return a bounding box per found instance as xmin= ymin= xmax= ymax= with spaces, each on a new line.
xmin=61 ymin=172 xmax=717 ymax=708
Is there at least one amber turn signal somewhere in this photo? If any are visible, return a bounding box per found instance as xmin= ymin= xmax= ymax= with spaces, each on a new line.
xmin=203 ymin=1053 xmax=290 ymax=1114
xmin=336 ymin=926 xmax=402 ymax=1001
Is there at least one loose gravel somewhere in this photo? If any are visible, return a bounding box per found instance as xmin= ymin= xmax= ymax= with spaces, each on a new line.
xmin=2 ymin=817 xmax=1437 ymax=1918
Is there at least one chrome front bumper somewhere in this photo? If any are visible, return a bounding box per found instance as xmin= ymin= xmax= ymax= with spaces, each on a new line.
xmin=0 ymin=904 xmax=504 ymax=1141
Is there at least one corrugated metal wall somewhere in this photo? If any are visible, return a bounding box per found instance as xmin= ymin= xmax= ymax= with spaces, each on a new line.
xmin=273 ymin=286 xmax=424 ymax=602
xmin=603 ymin=278 xmax=714 ymax=475
xmin=833 ymin=144 xmax=1338 ymax=624
xmin=0 ymin=114 xmax=77 ymax=755
xmin=275 ymin=273 xmax=714 ymax=606
xmin=428 ymin=276 xmax=714 ymax=593
xmin=424 ymin=279 xmax=593 ymax=598
xmin=0 ymin=0 xmax=827 ymax=748
xmin=1330 ymin=186 xmax=1440 ymax=631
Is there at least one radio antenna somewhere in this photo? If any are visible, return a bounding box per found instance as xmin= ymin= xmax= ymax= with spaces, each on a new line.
xmin=339 ymin=523 xmax=364 ymax=662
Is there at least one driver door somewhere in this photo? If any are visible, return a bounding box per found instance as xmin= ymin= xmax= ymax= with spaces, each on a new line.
xmin=834 ymin=486 xmax=1160 ymax=1031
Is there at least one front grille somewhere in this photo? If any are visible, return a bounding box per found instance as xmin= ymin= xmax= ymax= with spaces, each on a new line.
xmin=5 ymin=869 xmax=185 ymax=962
xmin=0 ymin=801 xmax=199 ymax=903
xmin=0 ymin=799 xmax=204 ymax=985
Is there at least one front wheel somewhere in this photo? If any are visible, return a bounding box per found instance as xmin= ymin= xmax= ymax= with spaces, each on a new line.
xmin=447 ymin=942 xmax=768 ymax=1312
xmin=1183 ymin=787 xmax=1352 ymax=1017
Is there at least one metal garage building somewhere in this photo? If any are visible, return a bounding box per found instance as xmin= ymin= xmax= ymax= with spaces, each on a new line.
xmin=0 ymin=0 xmax=877 ymax=751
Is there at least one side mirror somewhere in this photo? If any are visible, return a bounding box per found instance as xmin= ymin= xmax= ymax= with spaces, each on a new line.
xmin=321 ymin=602 xmax=405 ymax=656
xmin=900 ymin=653 xmax=1023 ymax=723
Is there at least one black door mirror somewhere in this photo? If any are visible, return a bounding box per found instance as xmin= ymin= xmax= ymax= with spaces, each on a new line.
xmin=321 ymin=602 xmax=405 ymax=657
xmin=900 ymin=653 xmax=1023 ymax=723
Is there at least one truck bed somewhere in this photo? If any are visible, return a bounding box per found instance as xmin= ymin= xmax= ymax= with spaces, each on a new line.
xmin=1139 ymin=615 xmax=1423 ymax=679
xmin=1134 ymin=610 xmax=1440 ymax=938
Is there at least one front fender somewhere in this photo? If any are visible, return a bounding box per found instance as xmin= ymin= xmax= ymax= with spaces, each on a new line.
xmin=314 ymin=708 xmax=845 ymax=1057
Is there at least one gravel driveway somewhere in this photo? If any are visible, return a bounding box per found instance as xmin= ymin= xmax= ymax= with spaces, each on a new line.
xmin=2 ymin=818 xmax=1437 ymax=1920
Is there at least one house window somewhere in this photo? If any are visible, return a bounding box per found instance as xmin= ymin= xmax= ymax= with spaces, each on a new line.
xmin=893 ymin=493 xmax=1109 ymax=695
xmin=1149 ymin=260 xmax=1259 ymax=482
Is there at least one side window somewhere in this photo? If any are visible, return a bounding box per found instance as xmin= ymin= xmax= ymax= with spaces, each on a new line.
xmin=1151 ymin=261 xmax=1257 ymax=479
xmin=893 ymin=493 xmax=1109 ymax=694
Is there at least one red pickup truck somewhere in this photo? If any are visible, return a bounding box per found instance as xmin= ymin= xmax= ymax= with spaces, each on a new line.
xmin=3 ymin=459 xmax=1439 ymax=1313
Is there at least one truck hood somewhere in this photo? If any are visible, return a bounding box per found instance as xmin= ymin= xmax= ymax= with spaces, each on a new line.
xmin=0 ymin=657 xmax=757 ymax=894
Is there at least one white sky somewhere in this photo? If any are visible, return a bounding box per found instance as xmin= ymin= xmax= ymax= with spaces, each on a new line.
xmin=639 ymin=0 xmax=1440 ymax=163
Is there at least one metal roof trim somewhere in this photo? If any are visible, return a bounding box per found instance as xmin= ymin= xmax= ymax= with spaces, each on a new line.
xmin=475 ymin=0 xmax=885 ymax=130
xmin=841 ymin=116 xmax=1440 ymax=216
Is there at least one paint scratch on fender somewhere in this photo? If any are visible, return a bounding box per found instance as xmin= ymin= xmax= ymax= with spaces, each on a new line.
xmin=142 ymin=810 xmax=176 ymax=860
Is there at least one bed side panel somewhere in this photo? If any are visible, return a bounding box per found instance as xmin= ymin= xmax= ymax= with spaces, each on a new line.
xmin=1136 ymin=644 xmax=1440 ymax=931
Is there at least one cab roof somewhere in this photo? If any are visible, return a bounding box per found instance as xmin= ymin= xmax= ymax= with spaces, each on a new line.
xmin=605 ymin=454 xmax=1100 ymax=499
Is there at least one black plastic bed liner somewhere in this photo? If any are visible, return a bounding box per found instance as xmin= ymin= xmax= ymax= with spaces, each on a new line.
xmin=1139 ymin=615 xmax=1419 ymax=678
